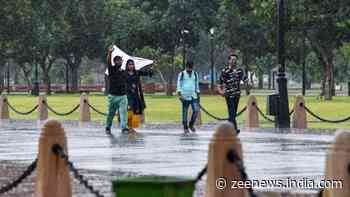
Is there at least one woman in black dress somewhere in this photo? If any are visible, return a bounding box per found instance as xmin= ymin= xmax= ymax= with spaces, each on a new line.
xmin=126 ymin=59 xmax=153 ymax=130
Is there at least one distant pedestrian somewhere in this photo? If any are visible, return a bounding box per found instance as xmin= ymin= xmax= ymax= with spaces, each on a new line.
xmin=176 ymin=61 xmax=200 ymax=134
xmin=217 ymin=54 xmax=248 ymax=134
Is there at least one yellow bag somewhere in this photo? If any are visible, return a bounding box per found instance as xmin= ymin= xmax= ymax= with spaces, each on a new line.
xmin=128 ymin=111 xmax=141 ymax=128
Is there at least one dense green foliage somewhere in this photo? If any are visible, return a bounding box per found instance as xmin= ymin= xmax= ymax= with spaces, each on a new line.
xmin=0 ymin=0 xmax=349 ymax=99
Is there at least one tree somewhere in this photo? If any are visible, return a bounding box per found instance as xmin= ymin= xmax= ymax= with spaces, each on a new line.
xmin=129 ymin=0 xmax=219 ymax=95
xmin=57 ymin=0 xmax=106 ymax=92
xmin=218 ymin=0 xmax=274 ymax=86
xmin=294 ymin=0 xmax=350 ymax=100
xmin=0 ymin=0 xmax=34 ymax=92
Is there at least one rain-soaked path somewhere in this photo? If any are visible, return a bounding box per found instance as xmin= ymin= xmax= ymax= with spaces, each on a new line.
xmin=0 ymin=120 xmax=338 ymax=196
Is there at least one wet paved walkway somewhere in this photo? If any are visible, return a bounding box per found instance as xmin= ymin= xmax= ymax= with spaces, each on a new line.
xmin=0 ymin=120 xmax=338 ymax=196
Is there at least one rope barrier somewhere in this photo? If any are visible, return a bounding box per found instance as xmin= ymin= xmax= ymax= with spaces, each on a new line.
xmin=87 ymin=103 xmax=108 ymax=116
xmin=199 ymin=103 xmax=246 ymax=121
xmin=255 ymin=106 xmax=275 ymax=123
xmin=52 ymin=144 xmax=105 ymax=197
xmin=45 ymin=102 xmax=80 ymax=116
xmin=6 ymin=101 xmax=38 ymax=115
xmin=236 ymin=106 xmax=247 ymax=117
xmin=227 ymin=149 xmax=258 ymax=197
xmin=0 ymin=159 xmax=38 ymax=195
xmin=304 ymin=105 xmax=350 ymax=123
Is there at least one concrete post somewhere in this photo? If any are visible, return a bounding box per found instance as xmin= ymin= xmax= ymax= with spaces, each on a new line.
xmin=322 ymin=130 xmax=350 ymax=197
xmin=292 ymin=96 xmax=307 ymax=129
xmin=0 ymin=95 xmax=9 ymax=119
xmin=38 ymin=95 xmax=48 ymax=121
xmin=35 ymin=119 xmax=72 ymax=197
xmin=205 ymin=122 xmax=248 ymax=197
xmin=79 ymin=93 xmax=91 ymax=122
xmin=245 ymin=95 xmax=259 ymax=128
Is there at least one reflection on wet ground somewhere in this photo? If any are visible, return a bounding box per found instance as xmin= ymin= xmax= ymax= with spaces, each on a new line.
xmin=0 ymin=120 xmax=339 ymax=196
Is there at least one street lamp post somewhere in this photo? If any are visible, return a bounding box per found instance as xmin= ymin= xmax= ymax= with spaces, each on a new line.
xmin=6 ymin=62 xmax=10 ymax=94
xmin=209 ymin=27 xmax=215 ymax=92
xmin=31 ymin=63 xmax=39 ymax=96
xmin=272 ymin=71 xmax=276 ymax=90
xmin=66 ymin=64 xmax=69 ymax=93
xmin=181 ymin=29 xmax=189 ymax=69
xmin=276 ymin=0 xmax=290 ymax=128
xmin=302 ymin=35 xmax=306 ymax=96
xmin=31 ymin=52 xmax=40 ymax=96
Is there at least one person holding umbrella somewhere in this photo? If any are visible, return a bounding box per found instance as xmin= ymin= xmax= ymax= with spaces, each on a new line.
xmin=105 ymin=47 xmax=129 ymax=134
xmin=125 ymin=59 xmax=153 ymax=132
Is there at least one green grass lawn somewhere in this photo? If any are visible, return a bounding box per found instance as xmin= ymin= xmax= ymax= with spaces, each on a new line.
xmin=4 ymin=93 xmax=350 ymax=129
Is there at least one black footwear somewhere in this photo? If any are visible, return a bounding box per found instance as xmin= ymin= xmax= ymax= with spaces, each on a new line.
xmin=236 ymin=129 xmax=240 ymax=135
xmin=121 ymin=128 xmax=129 ymax=134
xmin=105 ymin=127 xmax=111 ymax=135
xmin=183 ymin=125 xmax=189 ymax=134
xmin=189 ymin=125 xmax=196 ymax=132
xmin=184 ymin=128 xmax=190 ymax=134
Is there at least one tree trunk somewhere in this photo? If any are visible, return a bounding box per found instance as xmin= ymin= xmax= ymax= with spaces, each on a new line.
xmin=242 ymin=54 xmax=250 ymax=95
xmin=332 ymin=80 xmax=336 ymax=96
xmin=65 ymin=54 xmax=82 ymax=93
xmin=19 ymin=64 xmax=32 ymax=87
xmin=306 ymin=79 xmax=312 ymax=89
xmin=268 ymin=70 xmax=272 ymax=89
xmin=41 ymin=67 xmax=51 ymax=95
xmin=258 ymin=72 xmax=263 ymax=89
xmin=69 ymin=65 xmax=79 ymax=92
xmin=0 ymin=62 xmax=4 ymax=93
xmin=250 ymin=72 xmax=255 ymax=87
xmin=166 ymin=83 xmax=173 ymax=96
xmin=166 ymin=51 xmax=176 ymax=96
xmin=320 ymin=79 xmax=325 ymax=96
xmin=166 ymin=68 xmax=175 ymax=96
xmin=39 ymin=57 xmax=55 ymax=95
xmin=310 ymin=40 xmax=334 ymax=100
xmin=65 ymin=63 xmax=70 ymax=92
xmin=157 ymin=69 xmax=167 ymax=88
xmin=322 ymin=54 xmax=334 ymax=100
xmin=14 ymin=66 xmax=19 ymax=85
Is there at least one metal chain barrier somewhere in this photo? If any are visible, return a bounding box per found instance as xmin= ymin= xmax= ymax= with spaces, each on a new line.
xmin=87 ymin=103 xmax=108 ymax=116
xmin=194 ymin=164 xmax=207 ymax=184
xmin=44 ymin=102 xmax=80 ymax=116
xmin=227 ymin=149 xmax=258 ymax=197
xmin=304 ymin=105 xmax=350 ymax=123
xmin=318 ymin=189 xmax=323 ymax=197
xmin=255 ymin=106 xmax=275 ymax=123
xmin=236 ymin=106 xmax=247 ymax=117
xmin=52 ymin=144 xmax=105 ymax=197
xmin=199 ymin=103 xmax=246 ymax=121
xmin=0 ymin=158 xmax=38 ymax=195
xmin=289 ymin=109 xmax=294 ymax=116
xmin=6 ymin=101 xmax=39 ymax=115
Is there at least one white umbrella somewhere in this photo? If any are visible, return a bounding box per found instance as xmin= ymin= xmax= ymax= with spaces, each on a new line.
xmin=105 ymin=45 xmax=154 ymax=75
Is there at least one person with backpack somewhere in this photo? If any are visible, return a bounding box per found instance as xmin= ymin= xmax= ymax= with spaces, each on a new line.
xmin=176 ymin=61 xmax=200 ymax=134
xmin=217 ymin=54 xmax=248 ymax=134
